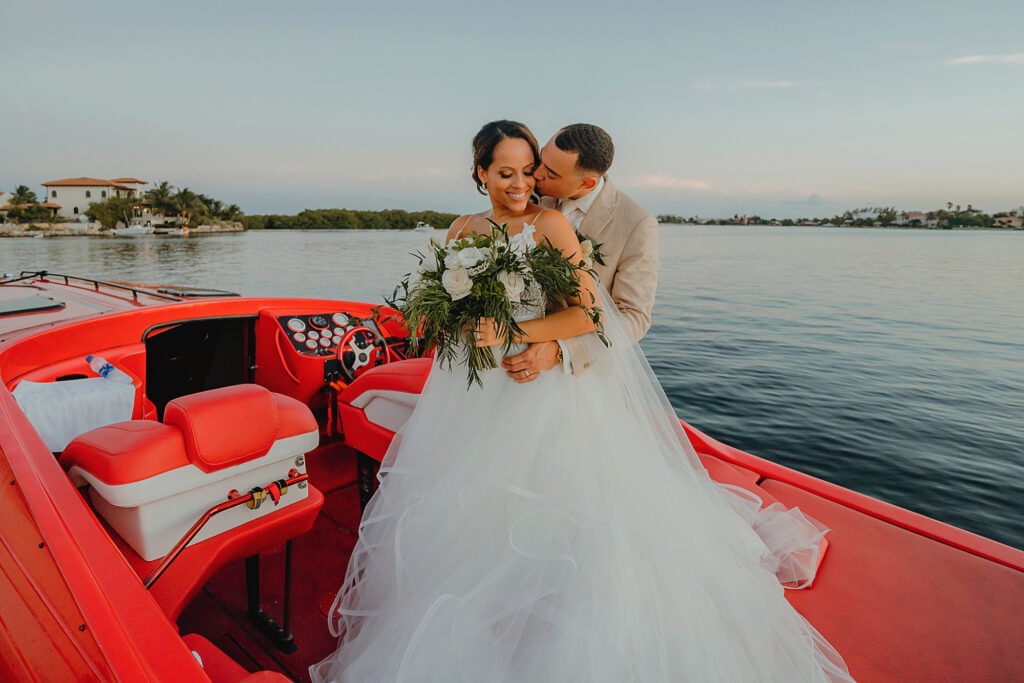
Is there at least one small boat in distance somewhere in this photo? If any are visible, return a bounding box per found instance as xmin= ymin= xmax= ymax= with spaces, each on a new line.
xmin=113 ymin=224 xmax=155 ymax=237
xmin=413 ymin=221 xmax=433 ymax=232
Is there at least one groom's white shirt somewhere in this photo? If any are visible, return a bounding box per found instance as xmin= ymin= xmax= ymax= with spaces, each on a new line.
xmin=552 ymin=177 xmax=605 ymax=373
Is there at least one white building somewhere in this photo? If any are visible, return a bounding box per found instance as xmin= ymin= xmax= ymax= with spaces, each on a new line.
xmin=41 ymin=177 xmax=148 ymax=220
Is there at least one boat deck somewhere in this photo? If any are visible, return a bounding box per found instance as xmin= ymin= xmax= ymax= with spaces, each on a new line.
xmin=170 ymin=432 xmax=1024 ymax=682
xmin=174 ymin=437 xmax=358 ymax=681
xmin=3 ymin=275 xmax=1022 ymax=681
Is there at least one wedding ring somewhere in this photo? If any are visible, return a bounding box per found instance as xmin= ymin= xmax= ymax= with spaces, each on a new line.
xmin=476 ymin=332 xmax=481 ymax=341
xmin=523 ymin=370 xmax=529 ymax=377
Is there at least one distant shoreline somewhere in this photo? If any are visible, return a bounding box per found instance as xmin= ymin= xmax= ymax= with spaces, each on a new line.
xmin=0 ymin=222 xmax=244 ymax=238
xmin=2 ymin=221 xmax=1020 ymax=238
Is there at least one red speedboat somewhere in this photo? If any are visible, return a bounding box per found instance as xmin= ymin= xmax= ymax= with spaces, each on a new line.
xmin=1 ymin=271 xmax=1021 ymax=681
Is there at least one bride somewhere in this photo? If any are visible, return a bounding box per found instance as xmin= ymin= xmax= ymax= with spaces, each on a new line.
xmin=311 ymin=121 xmax=854 ymax=682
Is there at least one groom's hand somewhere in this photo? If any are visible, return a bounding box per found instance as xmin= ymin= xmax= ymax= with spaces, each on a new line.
xmin=502 ymin=341 xmax=561 ymax=383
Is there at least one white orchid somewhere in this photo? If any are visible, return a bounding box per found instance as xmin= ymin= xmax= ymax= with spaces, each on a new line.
xmin=443 ymin=251 xmax=461 ymax=269
xmin=457 ymin=246 xmax=485 ymax=269
xmin=508 ymin=224 xmax=537 ymax=254
xmin=416 ymin=257 xmax=437 ymax=275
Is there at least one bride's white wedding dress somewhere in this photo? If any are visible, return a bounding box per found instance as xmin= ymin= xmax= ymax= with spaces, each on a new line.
xmin=312 ymin=224 xmax=853 ymax=682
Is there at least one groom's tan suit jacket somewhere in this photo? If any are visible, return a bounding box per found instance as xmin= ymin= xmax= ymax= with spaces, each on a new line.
xmin=547 ymin=177 xmax=660 ymax=374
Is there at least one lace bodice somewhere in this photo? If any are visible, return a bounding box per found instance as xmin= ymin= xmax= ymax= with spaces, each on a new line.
xmin=510 ymin=222 xmax=545 ymax=322
xmin=448 ymin=218 xmax=546 ymax=323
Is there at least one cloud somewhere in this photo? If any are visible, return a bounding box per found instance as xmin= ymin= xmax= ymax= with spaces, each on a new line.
xmin=694 ymin=79 xmax=821 ymax=91
xmin=946 ymin=53 xmax=1024 ymax=66
xmin=783 ymin=193 xmax=829 ymax=205
xmin=635 ymin=175 xmax=714 ymax=191
xmin=735 ymin=80 xmax=802 ymax=89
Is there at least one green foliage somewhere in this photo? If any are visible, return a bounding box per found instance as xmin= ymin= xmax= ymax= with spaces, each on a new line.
xmin=239 ymin=208 xmax=459 ymax=231
xmin=85 ymin=196 xmax=135 ymax=230
xmin=10 ymin=185 xmax=39 ymax=205
xmin=142 ymin=181 xmax=243 ymax=225
xmin=3 ymin=184 xmax=48 ymax=223
xmin=6 ymin=203 xmax=51 ymax=223
xmin=389 ymin=221 xmax=605 ymax=388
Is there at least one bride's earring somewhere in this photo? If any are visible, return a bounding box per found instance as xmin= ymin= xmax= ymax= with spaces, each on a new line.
xmin=483 ymin=183 xmax=487 ymax=190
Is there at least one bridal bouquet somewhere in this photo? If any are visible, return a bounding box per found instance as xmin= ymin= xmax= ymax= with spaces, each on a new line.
xmin=391 ymin=221 xmax=604 ymax=387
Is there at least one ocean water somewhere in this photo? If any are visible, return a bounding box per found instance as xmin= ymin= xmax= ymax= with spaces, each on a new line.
xmin=4 ymin=225 xmax=1022 ymax=549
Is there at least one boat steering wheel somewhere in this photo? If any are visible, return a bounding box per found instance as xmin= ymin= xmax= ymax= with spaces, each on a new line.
xmin=336 ymin=325 xmax=390 ymax=383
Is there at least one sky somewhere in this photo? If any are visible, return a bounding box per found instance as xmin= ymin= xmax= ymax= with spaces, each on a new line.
xmin=2 ymin=0 xmax=1022 ymax=220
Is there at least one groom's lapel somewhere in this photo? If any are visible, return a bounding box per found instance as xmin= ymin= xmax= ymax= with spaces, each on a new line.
xmin=580 ymin=177 xmax=616 ymax=242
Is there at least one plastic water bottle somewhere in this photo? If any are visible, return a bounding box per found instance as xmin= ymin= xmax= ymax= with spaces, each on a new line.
xmin=86 ymin=355 xmax=133 ymax=384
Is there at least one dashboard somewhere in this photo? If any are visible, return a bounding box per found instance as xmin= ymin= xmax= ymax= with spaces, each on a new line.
xmin=277 ymin=312 xmax=381 ymax=356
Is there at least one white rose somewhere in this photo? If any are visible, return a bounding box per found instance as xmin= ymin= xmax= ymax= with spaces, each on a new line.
xmin=444 ymin=251 xmax=461 ymax=269
xmin=442 ymin=267 xmax=473 ymax=301
xmin=497 ymin=269 xmax=526 ymax=303
xmin=457 ymin=246 xmax=484 ymax=268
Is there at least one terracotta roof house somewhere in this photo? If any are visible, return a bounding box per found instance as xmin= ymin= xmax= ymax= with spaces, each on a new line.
xmin=41 ymin=177 xmax=148 ymax=220
xmin=0 ymin=201 xmax=61 ymax=220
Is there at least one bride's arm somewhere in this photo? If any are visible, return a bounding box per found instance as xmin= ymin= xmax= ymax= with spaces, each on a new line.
xmin=477 ymin=211 xmax=599 ymax=345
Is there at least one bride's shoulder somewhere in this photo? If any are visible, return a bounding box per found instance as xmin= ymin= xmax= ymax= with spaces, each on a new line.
xmin=532 ymin=208 xmax=576 ymax=242
xmin=446 ymin=213 xmax=487 ymax=241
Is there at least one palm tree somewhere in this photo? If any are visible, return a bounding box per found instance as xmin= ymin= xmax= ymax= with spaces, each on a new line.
xmin=172 ymin=187 xmax=206 ymax=227
xmin=10 ymin=185 xmax=39 ymax=206
xmin=144 ymin=181 xmax=176 ymax=216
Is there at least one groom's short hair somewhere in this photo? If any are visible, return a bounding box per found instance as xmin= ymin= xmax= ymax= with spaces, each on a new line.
xmin=554 ymin=124 xmax=615 ymax=176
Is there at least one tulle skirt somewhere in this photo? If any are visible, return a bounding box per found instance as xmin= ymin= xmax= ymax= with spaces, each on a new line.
xmin=311 ymin=332 xmax=853 ymax=681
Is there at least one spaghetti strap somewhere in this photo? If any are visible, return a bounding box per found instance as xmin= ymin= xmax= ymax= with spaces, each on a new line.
xmin=449 ymin=214 xmax=474 ymax=241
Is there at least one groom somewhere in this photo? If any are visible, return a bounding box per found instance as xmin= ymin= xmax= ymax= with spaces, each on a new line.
xmin=501 ymin=123 xmax=660 ymax=380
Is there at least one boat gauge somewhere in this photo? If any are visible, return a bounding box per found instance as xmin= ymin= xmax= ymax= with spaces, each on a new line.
xmin=307 ymin=330 xmax=320 ymax=340
xmin=319 ymin=337 xmax=332 ymax=347
xmin=292 ymin=332 xmax=307 ymax=343
xmin=332 ymin=327 xmax=344 ymax=336
xmin=304 ymin=339 xmax=318 ymax=350
xmin=332 ymin=313 xmax=350 ymax=327
xmin=332 ymin=335 xmax=342 ymax=345
xmin=309 ymin=315 xmax=330 ymax=329
xmin=286 ymin=318 xmax=306 ymax=332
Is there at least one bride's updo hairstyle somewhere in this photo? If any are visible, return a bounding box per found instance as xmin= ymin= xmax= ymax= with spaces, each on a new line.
xmin=472 ymin=120 xmax=540 ymax=195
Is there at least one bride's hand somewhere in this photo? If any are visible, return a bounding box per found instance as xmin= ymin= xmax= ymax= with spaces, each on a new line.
xmin=474 ymin=317 xmax=501 ymax=346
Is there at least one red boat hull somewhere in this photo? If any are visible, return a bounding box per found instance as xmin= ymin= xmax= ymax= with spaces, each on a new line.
xmin=1 ymin=272 xmax=1021 ymax=681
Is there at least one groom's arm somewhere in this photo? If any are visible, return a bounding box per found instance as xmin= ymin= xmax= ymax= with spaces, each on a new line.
xmin=562 ymin=211 xmax=659 ymax=374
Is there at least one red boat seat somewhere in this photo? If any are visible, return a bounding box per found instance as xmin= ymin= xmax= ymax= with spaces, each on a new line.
xmin=61 ymin=384 xmax=321 ymax=562
xmin=337 ymin=357 xmax=432 ymax=462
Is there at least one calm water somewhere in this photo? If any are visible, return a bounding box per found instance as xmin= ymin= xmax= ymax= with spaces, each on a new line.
xmin=4 ymin=226 xmax=1023 ymax=549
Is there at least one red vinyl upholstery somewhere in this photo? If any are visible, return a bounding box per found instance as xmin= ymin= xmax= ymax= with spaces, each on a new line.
xmin=63 ymin=385 xmax=319 ymax=484
xmin=164 ymin=384 xmax=279 ymax=472
xmin=337 ymin=358 xmax=432 ymax=462
xmin=60 ymin=421 xmax=187 ymax=486
xmin=61 ymin=383 xmax=324 ymax=621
